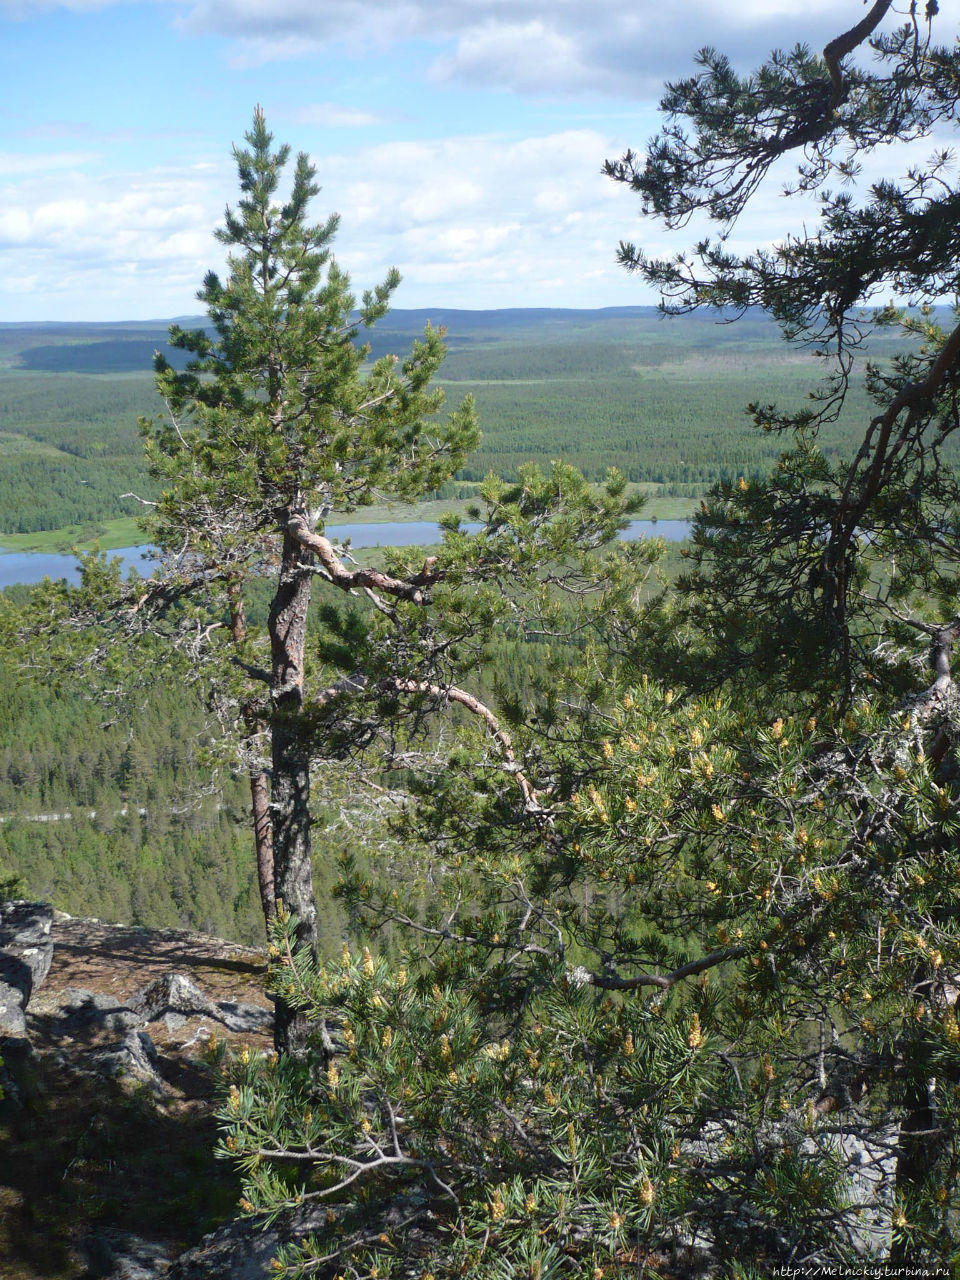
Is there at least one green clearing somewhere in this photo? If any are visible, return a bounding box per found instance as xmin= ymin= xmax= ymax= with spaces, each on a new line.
xmin=0 ymin=516 xmax=144 ymax=553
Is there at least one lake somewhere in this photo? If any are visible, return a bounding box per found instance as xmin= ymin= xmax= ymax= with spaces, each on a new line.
xmin=0 ymin=518 xmax=692 ymax=589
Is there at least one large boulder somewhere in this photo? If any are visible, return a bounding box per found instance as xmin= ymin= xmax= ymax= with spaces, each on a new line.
xmin=167 ymin=1207 xmax=327 ymax=1280
xmin=0 ymin=900 xmax=54 ymax=1036
xmin=89 ymin=1029 xmax=166 ymax=1093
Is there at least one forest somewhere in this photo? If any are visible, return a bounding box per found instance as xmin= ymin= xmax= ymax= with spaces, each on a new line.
xmin=0 ymin=307 xmax=927 ymax=537
xmin=3 ymin=2 xmax=960 ymax=1276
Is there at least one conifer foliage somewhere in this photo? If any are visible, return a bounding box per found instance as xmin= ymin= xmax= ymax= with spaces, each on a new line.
xmin=213 ymin=8 xmax=960 ymax=1275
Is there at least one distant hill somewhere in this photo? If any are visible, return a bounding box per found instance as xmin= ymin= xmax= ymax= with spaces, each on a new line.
xmin=2 ymin=307 xmax=765 ymax=375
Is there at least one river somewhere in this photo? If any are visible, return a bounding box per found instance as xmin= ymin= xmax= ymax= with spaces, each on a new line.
xmin=0 ymin=518 xmax=692 ymax=589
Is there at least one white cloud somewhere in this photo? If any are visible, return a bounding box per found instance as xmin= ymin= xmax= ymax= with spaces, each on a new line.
xmin=431 ymin=20 xmax=593 ymax=95
xmin=292 ymin=103 xmax=387 ymax=128
xmin=311 ymin=129 xmax=685 ymax=307
xmin=0 ymin=162 xmax=228 ymax=317
xmin=2 ymin=0 xmax=895 ymax=95
xmin=178 ymin=0 xmax=881 ymax=96
xmin=0 ymin=128 xmax=665 ymax=316
xmin=2 ymin=109 xmax=933 ymax=318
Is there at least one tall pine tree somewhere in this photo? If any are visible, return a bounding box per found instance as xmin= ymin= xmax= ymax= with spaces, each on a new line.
xmin=133 ymin=109 xmax=479 ymax=1047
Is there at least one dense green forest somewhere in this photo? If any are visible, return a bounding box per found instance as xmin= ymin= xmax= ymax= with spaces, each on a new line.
xmin=0 ymin=564 xmax=632 ymax=947
xmin=0 ymin=309 xmax=924 ymax=534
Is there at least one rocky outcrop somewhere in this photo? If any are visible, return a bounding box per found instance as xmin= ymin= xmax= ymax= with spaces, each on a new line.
xmin=129 ymin=972 xmax=272 ymax=1035
xmin=0 ymin=899 xmax=54 ymax=1036
xmin=167 ymin=1209 xmax=315 ymax=1280
xmin=81 ymin=1230 xmax=175 ymax=1280
xmin=0 ymin=909 xmax=273 ymax=1279
xmin=89 ymin=1028 xmax=165 ymax=1092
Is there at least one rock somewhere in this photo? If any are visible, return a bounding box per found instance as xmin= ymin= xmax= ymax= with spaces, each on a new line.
xmin=169 ymin=1197 xmax=431 ymax=1279
xmin=0 ymin=981 xmax=26 ymax=1036
xmin=46 ymin=977 xmax=271 ymax=1042
xmin=0 ymin=900 xmax=54 ymax=1035
xmin=130 ymin=974 xmax=221 ymax=1024
xmin=89 ymin=1029 xmax=166 ymax=1093
xmin=211 ymin=1000 xmax=273 ymax=1035
xmin=81 ymin=1230 xmax=174 ymax=1279
xmin=130 ymin=973 xmax=271 ymax=1035
xmin=168 ymin=1205 xmax=333 ymax=1280
xmin=105 ymin=1233 xmax=175 ymax=1279
xmin=58 ymin=987 xmax=144 ymax=1035
xmin=0 ymin=1034 xmax=33 ymax=1108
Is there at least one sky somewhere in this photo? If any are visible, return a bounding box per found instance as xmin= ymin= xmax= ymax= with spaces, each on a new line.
xmin=0 ymin=0 xmax=905 ymax=321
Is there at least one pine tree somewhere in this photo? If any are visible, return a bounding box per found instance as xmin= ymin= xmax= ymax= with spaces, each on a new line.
xmin=28 ymin=112 xmax=641 ymax=1057
xmin=208 ymin=10 xmax=960 ymax=1273
xmin=602 ymin=1 xmax=960 ymax=1263
xmin=97 ymin=109 xmax=479 ymax=1048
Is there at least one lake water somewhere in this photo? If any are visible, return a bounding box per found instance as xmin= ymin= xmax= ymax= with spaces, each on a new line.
xmin=0 ymin=518 xmax=692 ymax=589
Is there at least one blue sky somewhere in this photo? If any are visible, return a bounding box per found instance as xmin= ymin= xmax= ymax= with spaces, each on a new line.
xmin=0 ymin=1 xmax=874 ymax=320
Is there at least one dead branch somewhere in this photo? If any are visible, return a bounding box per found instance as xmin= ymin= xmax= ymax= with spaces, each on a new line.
xmin=287 ymin=516 xmax=440 ymax=604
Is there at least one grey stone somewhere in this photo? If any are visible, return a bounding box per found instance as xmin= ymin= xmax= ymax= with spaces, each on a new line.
xmin=80 ymin=1230 xmax=174 ymax=1280
xmin=168 ymin=1205 xmax=334 ymax=1280
xmin=103 ymin=1233 xmax=175 ymax=1279
xmin=130 ymin=974 xmax=221 ymax=1024
xmin=58 ymin=988 xmax=143 ymax=1035
xmin=130 ymin=973 xmax=271 ymax=1035
xmin=0 ymin=980 xmax=26 ymax=1036
xmin=90 ymin=1029 xmax=165 ymax=1093
xmin=211 ymin=1000 xmax=272 ymax=1035
xmin=0 ymin=901 xmax=54 ymax=1029
xmin=169 ymin=1197 xmax=431 ymax=1279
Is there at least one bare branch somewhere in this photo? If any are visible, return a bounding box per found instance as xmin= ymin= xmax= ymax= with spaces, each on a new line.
xmin=287 ymin=516 xmax=440 ymax=604
xmin=586 ymin=945 xmax=748 ymax=992
xmin=387 ymin=679 xmax=542 ymax=813
xmin=823 ymin=0 xmax=894 ymax=108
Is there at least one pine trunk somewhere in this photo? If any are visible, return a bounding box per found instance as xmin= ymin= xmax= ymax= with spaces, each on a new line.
xmin=229 ymin=583 xmax=277 ymax=929
xmin=249 ymin=770 xmax=275 ymax=926
xmin=268 ymin=528 xmax=318 ymax=1053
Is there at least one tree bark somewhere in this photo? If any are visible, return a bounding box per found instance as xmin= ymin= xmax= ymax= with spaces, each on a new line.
xmin=268 ymin=527 xmax=318 ymax=1053
xmin=250 ymin=770 xmax=275 ymax=925
xmin=229 ymin=581 xmax=276 ymax=929
xmin=889 ymin=1074 xmax=941 ymax=1265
